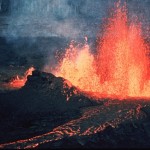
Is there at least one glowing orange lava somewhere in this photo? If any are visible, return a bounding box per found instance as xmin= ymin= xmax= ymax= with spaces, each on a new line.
xmin=55 ymin=2 xmax=150 ymax=99
xmin=9 ymin=67 xmax=35 ymax=89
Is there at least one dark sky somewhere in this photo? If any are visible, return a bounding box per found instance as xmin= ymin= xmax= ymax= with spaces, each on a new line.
xmin=0 ymin=0 xmax=150 ymax=39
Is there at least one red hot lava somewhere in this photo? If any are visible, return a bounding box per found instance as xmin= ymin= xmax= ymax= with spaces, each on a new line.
xmin=8 ymin=67 xmax=35 ymax=89
xmin=55 ymin=2 xmax=150 ymax=99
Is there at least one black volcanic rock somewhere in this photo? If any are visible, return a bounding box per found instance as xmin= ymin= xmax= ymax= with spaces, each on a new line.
xmin=141 ymin=106 xmax=150 ymax=118
xmin=0 ymin=70 xmax=100 ymax=144
xmin=20 ymin=70 xmax=98 ymax=112
xmin=0 ymin=70 xmax=99 ymax=121
xmin=1 ymin=92 xmax=150 ymax=148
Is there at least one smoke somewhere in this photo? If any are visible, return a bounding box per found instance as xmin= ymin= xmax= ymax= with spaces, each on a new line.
xmin=2 ymin=0 xmax=74 ymax=38
xmin=1 ymin=0 xmax=150 ymax=39
xmin=1 ymin=0 xmax=111 ymax=39
xmin=126 ymin=0 xmax=150 ymax=40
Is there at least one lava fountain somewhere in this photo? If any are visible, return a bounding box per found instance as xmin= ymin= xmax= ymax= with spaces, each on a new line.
xmin=55 ymin=2 xmax=150 ymax=99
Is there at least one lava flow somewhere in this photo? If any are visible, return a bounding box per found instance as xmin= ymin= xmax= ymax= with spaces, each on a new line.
xmin=8 ymin=67 xmax=35 ymax=89
xmin=55 ymin=2 xmax=150 ymax=99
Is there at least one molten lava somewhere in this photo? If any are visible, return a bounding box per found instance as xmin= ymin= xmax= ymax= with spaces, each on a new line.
xmin=55 ymin=2 xmax=150 ymax=99
xmin=9 ymin=67 xmax=35 ymax=89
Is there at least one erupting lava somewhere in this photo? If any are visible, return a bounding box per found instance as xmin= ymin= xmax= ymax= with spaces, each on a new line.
xmin=8 ymin=67 xmax=35 ymax=89
xmin=55 ymin=2 xmax=150 ymax=99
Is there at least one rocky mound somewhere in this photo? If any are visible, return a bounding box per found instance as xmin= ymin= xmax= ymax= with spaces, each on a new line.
xmin=0 ymin=70 xmax=99 ymax=117
xmin=0 ymin=70 xmax=101 ymax=143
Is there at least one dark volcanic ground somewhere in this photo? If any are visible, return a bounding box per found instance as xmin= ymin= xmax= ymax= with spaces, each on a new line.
xmin=0 ymin=69 xmax=150 ymax=149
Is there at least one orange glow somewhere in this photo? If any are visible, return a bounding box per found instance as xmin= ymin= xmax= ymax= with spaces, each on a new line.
xmin=9 ymin=67 xmax=35 ymax=89
xmin=55 ymin=2 xmax=150 ymax=99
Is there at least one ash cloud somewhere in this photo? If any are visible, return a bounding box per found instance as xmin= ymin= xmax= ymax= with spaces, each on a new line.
xmin=1 ymin=0 xmax=111 ymax=39
xmin=1 ymin=0 xmax=150 ymax=39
